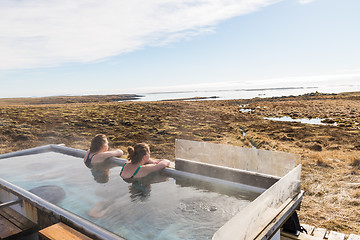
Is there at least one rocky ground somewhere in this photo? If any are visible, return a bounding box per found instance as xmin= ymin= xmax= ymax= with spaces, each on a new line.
xmin=0 ymin=91 xmax=359 ymax=235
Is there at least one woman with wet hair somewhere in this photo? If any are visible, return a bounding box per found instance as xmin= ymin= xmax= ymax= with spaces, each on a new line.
xmin=84 ymin=134 xmax=123 ymax=169
xmin=120 ymin=143 xmax=170 ymax=183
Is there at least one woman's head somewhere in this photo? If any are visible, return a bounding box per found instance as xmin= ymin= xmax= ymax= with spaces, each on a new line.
xmin=127 ymin=143 xmax=150 ymax=164
xmin=90 ymin=134 xmax=108 ymax=153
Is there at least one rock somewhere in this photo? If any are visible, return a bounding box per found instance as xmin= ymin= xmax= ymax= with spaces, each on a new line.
xmin=280 ymin=135 xmax=294 ymax=141
xmin=29 ymin=185 xmax=66 ymax=204
xmin=309 ymin=144 xmax=322 ymax=151
xmin=13 ymin=134 xmax=32 ymax=141
xmin=322 ymin=118 xmax=335 ymax=124
xmin=121 ymin=121 xmax=132 ymax=126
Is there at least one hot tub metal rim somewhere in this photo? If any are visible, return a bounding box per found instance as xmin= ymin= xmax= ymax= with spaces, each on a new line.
xmin=0 ymin=144 xmax=53 ymax=160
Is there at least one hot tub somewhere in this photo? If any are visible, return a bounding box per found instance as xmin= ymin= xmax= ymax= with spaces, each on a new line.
xmin=0 ymin=139 xmax=302 ymax=240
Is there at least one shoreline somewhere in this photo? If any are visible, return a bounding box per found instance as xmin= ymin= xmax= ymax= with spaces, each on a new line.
xmin=0 ymin=94 xmax=143 ymax=106
xmin=0 ymin=91 xmax=359 ymax=235
xmin=0 ymin=90 xmax=358 ymax=106
xmin=1 ymin=84 xmax=358 ymax=103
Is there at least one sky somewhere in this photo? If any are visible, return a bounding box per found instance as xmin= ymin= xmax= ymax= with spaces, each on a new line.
xmin=0 ymin=0 xmax=360 ymax=98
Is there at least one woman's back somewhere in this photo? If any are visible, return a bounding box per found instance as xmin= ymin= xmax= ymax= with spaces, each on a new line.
xmin=120 ymin=143 xmax=170 ymax=181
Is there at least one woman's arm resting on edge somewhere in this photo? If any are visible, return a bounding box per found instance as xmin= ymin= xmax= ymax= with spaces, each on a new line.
xmin=141 ymin=159 xmax=171 ymax=175
xmin=99 ymin=149 xmax=124 ymax=159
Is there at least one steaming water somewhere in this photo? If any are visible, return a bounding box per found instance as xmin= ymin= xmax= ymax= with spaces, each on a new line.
xmin=0 ymin=152 xmax=260 ymax=240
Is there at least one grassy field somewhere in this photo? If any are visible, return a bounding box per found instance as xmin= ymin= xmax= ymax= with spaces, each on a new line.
xmin=0 ymin=92 xmax=359 ymax=235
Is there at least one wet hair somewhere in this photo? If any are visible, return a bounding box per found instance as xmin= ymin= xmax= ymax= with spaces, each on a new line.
xmin=90 ymin=134 xmax=107 ymax=153
xmin=127 ymin=143 xmax=150 ymax=164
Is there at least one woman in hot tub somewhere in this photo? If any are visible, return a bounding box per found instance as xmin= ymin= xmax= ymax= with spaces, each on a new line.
xmin=120 ymin=143 xmax=170 ymax=183
xmin=84 ymin=134 xmax=123 ymax=168
xmin=84 ymin=134 xmax=123 ymax=184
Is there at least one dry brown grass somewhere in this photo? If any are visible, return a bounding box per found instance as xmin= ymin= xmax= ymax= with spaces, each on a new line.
xmin=300 ymin=150 xmax=360 ymax=234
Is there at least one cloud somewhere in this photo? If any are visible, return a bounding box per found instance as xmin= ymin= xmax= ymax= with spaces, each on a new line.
xmin=298 ymin=0 xmax=315 ymax=4
xmin=0 ymin=0 xmax=281 ymax=70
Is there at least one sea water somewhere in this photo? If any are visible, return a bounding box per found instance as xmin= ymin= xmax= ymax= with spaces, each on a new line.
xmin=133 ymin=87 xmax=318 ymax=101
xmin=0 ymin=152 xmax=260 ymax=240
xmin=131 ymin=77 xmax=359 ymax=101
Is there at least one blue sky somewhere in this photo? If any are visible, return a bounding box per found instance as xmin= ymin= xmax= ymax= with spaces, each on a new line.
xmin=0 ymin=0 xmax=359 ymax=98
